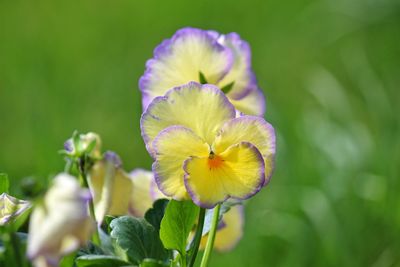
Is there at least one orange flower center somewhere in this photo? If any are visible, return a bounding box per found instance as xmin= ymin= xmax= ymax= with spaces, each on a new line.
xmin=208 ymin=152 xmax=224 ymax=169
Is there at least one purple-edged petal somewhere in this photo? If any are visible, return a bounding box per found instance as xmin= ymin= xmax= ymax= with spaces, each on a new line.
xmin=140 ymin=82 xmax=236 ymax=156
xmin=213 ymin=115 xmax=276 ymax=185
xmin=230 ymin=87 xmax=266 ymax=116
xmin=184 ymin=142 xmax=265 ymax=208
xmin=152 ymin=125 xmax=209 ymax=200
xmin=139 ymin=27 xmax=234 ymax=109
xmin=216 ymin=32 xmax=257 ymax=100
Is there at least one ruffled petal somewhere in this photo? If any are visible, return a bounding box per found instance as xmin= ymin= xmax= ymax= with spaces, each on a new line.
xmin=229 ymin=87 xmax=266 ymax=116
xmin=213 ymin=115 xmax=276 ymax=185
xmin=139 ymin=27 xmax=233 ymax=109
xmin=184 ymin=142 xmax=265 ymax=208
xmin=216 ymin=33 xmax=257 ymax=100
xmin=152 ymin=125 xmax=209 ymax=199
xmin=141 ymin=82 xmax=236 ymax=155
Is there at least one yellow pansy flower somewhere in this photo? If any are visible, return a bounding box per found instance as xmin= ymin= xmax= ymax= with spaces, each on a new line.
xmin=141 ymin=82 xmax=275 ymax=208
xmin=139 ymin=27 xmax=266 ymax=116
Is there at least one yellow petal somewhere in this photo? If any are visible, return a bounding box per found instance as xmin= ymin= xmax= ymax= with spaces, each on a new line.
xmin=139 ymin=28 xmax=233 ymax=108
xmin=141 ymin=82 xmax=235 ymax=155
xmin=153 ymin=125 xmax=210 ymax=200
xmin=214 ymin=115 xmax=275 ymax=185
xmin=129 ymin=169 xmax=166 ymax=217
xmin=200 ymin=205 xmax=244 ymax=252
xmin=229 ymin=88 xmax=266 ymax=116
xmin=184 ymin=142 xmax=265 ymax=208
xmin=89 ymin=162 xmax=133 ymax=221
xmin=108 ymin=170 xmax=133 ymax=215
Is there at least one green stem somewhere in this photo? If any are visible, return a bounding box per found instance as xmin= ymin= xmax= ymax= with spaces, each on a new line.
xmin=200 ymin=204 xmax=221 ymax=267
xmin=78 ymin=161 xmax=101 ymax=246
xmin=10 ymin=232 xmax=23 ymax=267
xmin=188 ymin=208 xmax=206 ymax=267
xmin=181 ymin=253 xmax=187 ymax=267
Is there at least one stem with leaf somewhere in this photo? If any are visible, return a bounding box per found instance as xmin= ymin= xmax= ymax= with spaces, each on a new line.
xmin=200 ymin=204 xmax=221 ymax=267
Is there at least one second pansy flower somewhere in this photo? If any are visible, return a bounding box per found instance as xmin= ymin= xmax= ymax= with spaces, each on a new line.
xmin=139 ymin=27 xmax=266 ymax=116
xmin=141 ymin=82 xmax=275 ymax=208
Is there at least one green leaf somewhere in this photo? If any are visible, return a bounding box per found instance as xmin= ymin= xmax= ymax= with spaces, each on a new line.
xmin=0 ymin=173 xmax=9 ymax=193
xmin=76 ymin=255 xmax=131 ymax=267
xmin=198 ymin=71 xmax=208 ymax=84
xmin=144 ymin=199 xmax=169 ymax=231
xmin=140 ymin=258 xmax=170 ymax=267
xmin=60 ymin=252 xmax=77 ymax=267
xmin=159 ymin=200 xmax=199 ymax=256
xmin=221 ymin=81 xmax=235 ymax=94
xmin=110 ymin=216 xmax=169 ymax=265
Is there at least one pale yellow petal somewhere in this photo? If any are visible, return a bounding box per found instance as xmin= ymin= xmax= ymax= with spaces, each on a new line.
xmin=141 ymin=82 xmax=235 ymax=155
xmin=152 ymin=126 xmax=209 ymax=199
xmin=129 ymin=169 xmax=167 ymax=217
xmin=216 ymin=33 xmax=255 ymax=100
xmin=229 ymin=88 xmax=266 ymax=116
xmin=140 ymin=28 xmax=233 ymax=108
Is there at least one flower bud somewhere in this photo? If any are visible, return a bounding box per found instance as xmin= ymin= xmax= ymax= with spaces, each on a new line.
xmin=64 ymin=132 xmax=102 ymax=159
xmin=0 ymin=193 xmax=31 ymax=227
xmin=27 ymin=173 xmax=94 ymax=267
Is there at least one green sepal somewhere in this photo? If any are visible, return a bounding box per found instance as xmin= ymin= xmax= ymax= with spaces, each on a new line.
xmin=221 ymin=81 xmax=235 ymax=94
xmin=198 ymin=72 xmax=208 ymax=84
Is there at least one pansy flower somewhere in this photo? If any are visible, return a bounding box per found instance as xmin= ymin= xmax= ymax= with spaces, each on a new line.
xmin=139 ymin=27 xmax=265 ymax=116
xmin=141 ymin=82 xmax=275 ymax=208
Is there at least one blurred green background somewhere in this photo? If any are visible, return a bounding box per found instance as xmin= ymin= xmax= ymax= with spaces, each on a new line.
xmin=1 ymin=0 xmax=400 ymax=266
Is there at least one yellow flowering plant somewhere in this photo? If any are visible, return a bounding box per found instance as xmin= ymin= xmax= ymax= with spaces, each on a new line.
xmin=0 ymin=27 xmax=275 ymax=267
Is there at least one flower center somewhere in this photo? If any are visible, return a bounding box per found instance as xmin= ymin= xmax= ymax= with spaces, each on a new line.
xmin=208 ymin=151 xmax=224 ymax=170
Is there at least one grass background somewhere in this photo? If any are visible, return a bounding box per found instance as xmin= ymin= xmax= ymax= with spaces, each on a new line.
xmin=1 ymin=0 xmax=400 ymax=266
